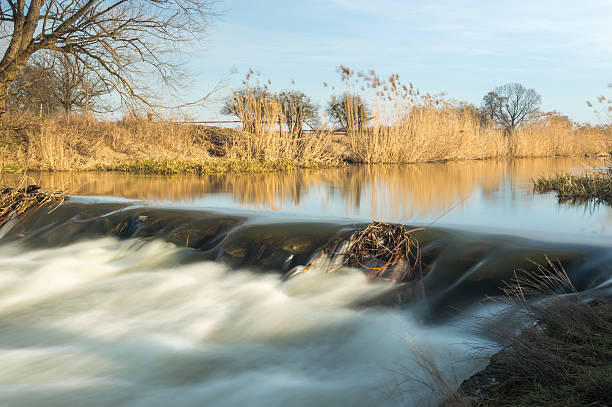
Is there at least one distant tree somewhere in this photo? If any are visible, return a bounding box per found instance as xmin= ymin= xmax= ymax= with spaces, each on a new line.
xmin=481 ymin=83 xmax=542 ymax=136
xmin=276 ymin=90 xmax=318 ymax=136
xmin=7 ymin=63 xmax=59 ymax=115
xmin=222 ymin=87 xmax=276 ymax=133
xmin=327 ymin=93 xmax=371 ymax=132
xmin=46 ymin=53 xmax=111 ymax=118
xmin=7 ymin=53 xmax=110 ymax=117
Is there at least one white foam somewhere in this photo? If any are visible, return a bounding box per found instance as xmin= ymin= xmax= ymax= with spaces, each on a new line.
xmin=0 ymin=238 xmax=491 ymax=407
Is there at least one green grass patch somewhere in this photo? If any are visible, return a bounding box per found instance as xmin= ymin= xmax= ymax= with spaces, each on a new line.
xmin=533 ymin=174 xmax=612 ymax=205
xmin=108 ymin=158 xmax=335 ymax=175
xmin=0 ymin=163 xmax=23 ymax=173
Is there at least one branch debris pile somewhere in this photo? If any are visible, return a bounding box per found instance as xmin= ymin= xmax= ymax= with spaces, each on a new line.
xmin=0 ymin=185 xmax=65 ymax=228
xmin=344 ymin=222 xmax=423 ymax=282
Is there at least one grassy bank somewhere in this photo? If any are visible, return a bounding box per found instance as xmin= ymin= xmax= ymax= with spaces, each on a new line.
xmin=534 ymin=173 xmax=612 ymax=205
xmin=0 ymin=111 xmax=609 ymax=175
xmin=455 ymin=299 xmax=612 ymax=406
xmin=449 ymin=261 xmax=612 ymax=407
xmin=0 ymin=114 xmax=342 ymax=174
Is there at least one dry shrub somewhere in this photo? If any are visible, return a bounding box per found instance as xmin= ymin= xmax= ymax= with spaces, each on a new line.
xmin=0 ymin=177 xmax=65 ymax=228
xmin=223 ymin=87 xmax=342 ymax=166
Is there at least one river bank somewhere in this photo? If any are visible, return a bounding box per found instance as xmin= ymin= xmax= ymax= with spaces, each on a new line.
xmin=451 ymin=297 xmax=612 ymax=406
xmin=1 ymin=114 xmax=608 ymax=175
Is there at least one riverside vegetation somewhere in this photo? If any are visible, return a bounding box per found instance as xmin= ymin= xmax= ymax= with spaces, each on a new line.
xmin=1 ymin=69 xmax=610 ymax=174
xmin=448 ymin=261 xmax=612 ymax=407
xmin=534 ymin=172 xmax=612 ymax=205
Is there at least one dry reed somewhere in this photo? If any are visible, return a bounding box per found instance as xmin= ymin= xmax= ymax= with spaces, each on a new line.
xmin=1 ymin=72 xmax=609 ymax=174
xmin=0 ymin=178 xmax=65 ymax=228
xmin=335 ymin=68 xmax=608 ymax=164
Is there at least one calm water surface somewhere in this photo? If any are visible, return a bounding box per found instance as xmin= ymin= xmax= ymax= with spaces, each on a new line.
xmin=8 ymin=157 xmax=612 ymax=239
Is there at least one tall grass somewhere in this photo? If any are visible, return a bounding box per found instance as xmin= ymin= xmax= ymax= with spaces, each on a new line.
xmin=222 ymin=87 xmax=341 ymax=166
xmin=1 ymin=72 xmax=609 ymax=173
xmin=347 ymin=106 xmax=504 ymax=163
xmin=336 ymin=69 xmax=608 ymax=164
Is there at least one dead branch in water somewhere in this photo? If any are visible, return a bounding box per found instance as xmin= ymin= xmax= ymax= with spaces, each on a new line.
xmin=303 ymin=221 xmax=425 ymax=283
xmin=0 ymin=183 xmax=66 ymax=228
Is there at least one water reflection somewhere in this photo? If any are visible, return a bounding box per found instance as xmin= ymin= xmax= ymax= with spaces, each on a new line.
xmin=3 ymin=157 xmax=611 ymax=237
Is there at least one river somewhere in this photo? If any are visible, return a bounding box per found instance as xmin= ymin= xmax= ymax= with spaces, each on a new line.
xmin=1 ymin=157 xmax=611 ymax=406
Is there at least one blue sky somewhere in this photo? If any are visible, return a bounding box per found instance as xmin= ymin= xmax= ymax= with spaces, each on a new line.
xmin=183 ymin=0 xmax=612 ymax=123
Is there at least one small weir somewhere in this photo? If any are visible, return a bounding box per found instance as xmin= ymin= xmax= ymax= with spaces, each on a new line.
xmin=2 ymin=200 xmax=611 ymax=318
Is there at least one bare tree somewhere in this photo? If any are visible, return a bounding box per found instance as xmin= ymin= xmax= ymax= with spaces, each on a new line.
xmin=221 ymin=86 xmax=276 ymax=133
xmin=481 ymin=83 xmax=542 ymax=136
xmin=327 ymin=93 xmax=371 ymax=133
xmin=45 ymin=53 xmax=110 ymax=117
xmin=276 ymin=90 xmax=318 ymax=136
xmin=6 ymin=61 xmax=59 ymax=114
xmin=0 ymin=0 xmax=216 ymax=114
xmin=7 ymin=52 xmax=111 ymax=116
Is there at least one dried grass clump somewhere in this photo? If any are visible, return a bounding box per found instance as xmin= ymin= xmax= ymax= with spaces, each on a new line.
xmin=1 ymin=112 xmax=343 ymax=173
xmin=454 ymin=258 xmax=612 ymax=407
xmin=343 ymin=222 xmax=423 ymax=282
xmin=0 ymin=182 xmax=65 ymax=228
xmin=501 ymin=256 xmax=575 ymax=300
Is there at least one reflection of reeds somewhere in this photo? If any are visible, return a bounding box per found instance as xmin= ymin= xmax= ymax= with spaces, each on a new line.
xmin=5 ymin=157 xmax=605 ymax=220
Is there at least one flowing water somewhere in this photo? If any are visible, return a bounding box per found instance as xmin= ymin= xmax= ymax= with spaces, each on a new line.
xmin=1 ymin=158 xmax=611 ymax=406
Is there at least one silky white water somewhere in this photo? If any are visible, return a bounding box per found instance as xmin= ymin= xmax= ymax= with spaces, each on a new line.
xmin=0 ymin=238 xmax=489 ymax=407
